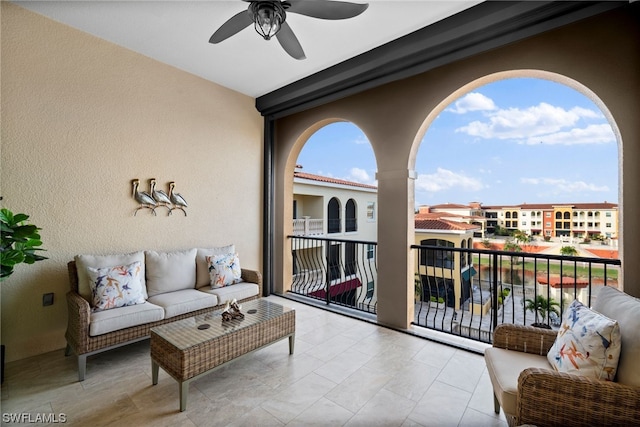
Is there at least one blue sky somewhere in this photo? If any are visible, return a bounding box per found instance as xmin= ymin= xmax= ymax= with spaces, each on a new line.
xmin=296 ymin=77 xmax=618 ymax=206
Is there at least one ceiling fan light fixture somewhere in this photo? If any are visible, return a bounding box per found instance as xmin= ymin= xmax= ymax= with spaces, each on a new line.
xmin=250 ymin=1 xmax=286 ymax=40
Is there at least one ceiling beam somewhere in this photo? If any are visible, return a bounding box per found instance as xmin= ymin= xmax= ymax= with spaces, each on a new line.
xmin=256 ymin=1 xmax=626 ymax=118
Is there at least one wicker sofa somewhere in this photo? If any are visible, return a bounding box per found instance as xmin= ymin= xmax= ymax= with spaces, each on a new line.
xmin=484 ymin=286 xmax=640 ymax=427
xmin=65 ymin=248 xmax=262 ymax=381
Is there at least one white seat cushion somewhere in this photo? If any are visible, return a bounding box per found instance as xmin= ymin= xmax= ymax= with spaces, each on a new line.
xmin=199 ymin=281 xmax=259 ymax=303
xmin=484 ymin=347 xmax=552 ymax=416
xmin=147 ymin=289 xmax=218 ymax=319
xmin=89 ymin=302 xmax=164 ymax=336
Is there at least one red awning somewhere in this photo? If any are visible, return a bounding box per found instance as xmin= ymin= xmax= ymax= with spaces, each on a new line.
xmin=309 ymin=278 xmax=362 ymax=298
xmin=537 ymin=276 xmax=589 ymax=288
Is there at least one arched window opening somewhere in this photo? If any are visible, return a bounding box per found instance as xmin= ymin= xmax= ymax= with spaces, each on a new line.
xmin=345 ymin=199 xmax=357 ymax=232
xmin=328 ymin=197 xmax=341 ymax=234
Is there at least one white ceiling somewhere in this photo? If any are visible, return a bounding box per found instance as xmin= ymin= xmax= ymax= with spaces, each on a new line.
xmin=13 ymin=0 xmax=481 ymax=98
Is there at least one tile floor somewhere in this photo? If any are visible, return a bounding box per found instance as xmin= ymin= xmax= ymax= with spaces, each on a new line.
xmin=1 ymin=296 xmax=508 ymax=426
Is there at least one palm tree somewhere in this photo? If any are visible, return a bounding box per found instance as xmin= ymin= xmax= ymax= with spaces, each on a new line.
xmin=560 ymin=245 xmax=578 ymax=256
xmin=524 ymin=295 xmax=560 ymax=326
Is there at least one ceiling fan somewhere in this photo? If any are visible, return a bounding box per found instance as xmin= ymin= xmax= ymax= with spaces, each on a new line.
xmin=209 ymin=0 xmax=369 ymax=60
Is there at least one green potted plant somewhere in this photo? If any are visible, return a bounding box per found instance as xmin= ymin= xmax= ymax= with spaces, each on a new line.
xmin=524 ymin=295 xmax=560 ymax=329
xmin=1 ymin=208 xmax=47 ymax=279
xmin=0 ymin=208 xmax=47 ymax=383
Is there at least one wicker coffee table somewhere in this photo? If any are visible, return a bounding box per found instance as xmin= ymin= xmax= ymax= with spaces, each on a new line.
xmin=150 ymin=299 xmax=295 ymax=411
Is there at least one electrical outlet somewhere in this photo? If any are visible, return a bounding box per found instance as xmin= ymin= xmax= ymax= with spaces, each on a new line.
xmin=43 ymin=293 xmax=54 ymax=306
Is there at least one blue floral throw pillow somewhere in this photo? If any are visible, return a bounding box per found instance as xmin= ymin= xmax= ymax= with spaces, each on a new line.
xmin=87 ymin=261 xmax=146 ymax=311
xmin=207 ymin=253 xmax=241 ymax=288
xmin=547 ymin=298 xmax=621 ymax=381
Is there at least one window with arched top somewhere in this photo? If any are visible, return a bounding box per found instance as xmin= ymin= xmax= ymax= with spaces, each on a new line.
xmin=328 ymin=197 xmax=341 ymax=233
xmin=345 ymin=199 xmax=357 ymax=232
xmin=505 ymin=212 xmax=511 ymax=219
xmin=564 ymin=212 xmax=571 ymax=220
xmin=556 ymin=212 xmax=562 ymax=219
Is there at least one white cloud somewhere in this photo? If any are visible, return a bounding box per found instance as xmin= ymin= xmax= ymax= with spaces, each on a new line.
xmin=415 ymin=168 xmax=484 ymax=192
xmin=447 ymin=92 xmax=497 ymax=114
xmin=456 ymin=102 xmax=607 ymax=143
xmin=353 ymin=135 xmax=369 ymax=145
xmin=522 ymin=123 xmax=615 ymax=145
xmin=347 ymin=167 xmax=375 ymax=185
xmin=521 ymin=177 xmax=609 ymax=193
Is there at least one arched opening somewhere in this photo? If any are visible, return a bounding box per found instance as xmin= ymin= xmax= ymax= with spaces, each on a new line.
xmin=345 ymin=199 xmax=357 ymax=232
xmin=283 ymin=120 xmax=379 ymax=312
xmin=327 ymin=197 xmax=341 ymax=234
xmin=409 ymin=70 xmax=621 ymax=333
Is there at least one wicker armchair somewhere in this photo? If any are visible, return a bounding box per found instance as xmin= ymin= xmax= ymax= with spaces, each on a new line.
xmin=485 ymin=287 xmax=640 ymax=427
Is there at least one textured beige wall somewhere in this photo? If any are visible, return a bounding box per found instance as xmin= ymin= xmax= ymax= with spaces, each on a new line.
xmin=1 ymin=3 xmax=263 ymax=361
xmin=274 ymin=7 xmax=640 ymax=329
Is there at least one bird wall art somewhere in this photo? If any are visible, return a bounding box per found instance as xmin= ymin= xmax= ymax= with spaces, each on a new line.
xmin=149 ymin=178 xmax=171 ymax=212
xmin=131 ymin=179 xmax=188 ymax=217
xmin=132 ymin=179 xmax=157 ymax=216
xmin=168 ymin=181 xmax=188 ymax=216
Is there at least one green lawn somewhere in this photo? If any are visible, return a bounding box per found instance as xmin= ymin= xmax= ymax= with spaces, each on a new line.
xmin=472 ymin=256 xmax=618 ymax=280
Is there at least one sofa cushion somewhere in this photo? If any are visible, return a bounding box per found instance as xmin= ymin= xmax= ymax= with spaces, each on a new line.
xmin=593 ymin=286 xmax=640 ymax=386
xmin=195 ymin=245 xmax=235 ymax=288
xmin=145 ymin=249 xmax=197 ymax=297
xmin=87 ymin=261 xmax=146 ymax=311
xmin=89 ymin=301 xmax=164 ymax=336
xmin=199 ymin=281 xmax=260 ymax=303
xmin=75 ymin=251 xmax=147 ymax=302
xmin=147 ymin=289 xmax=218 ymax=319
xmin=547 ymin=298 xmax=621 ymax=381
xmin=207 ymin=253 xmax=242 ymax=288
xmin=484 ymin=347 xmax=552 ymax=416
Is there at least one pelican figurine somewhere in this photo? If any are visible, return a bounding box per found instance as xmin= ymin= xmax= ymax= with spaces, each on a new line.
xmin=168 ymin=181 xmax=187 ymax=216
xmin=149 ymin=178 xmax=171 ymax=212
xmin=132 ymin=179 xmax=157 ymax=216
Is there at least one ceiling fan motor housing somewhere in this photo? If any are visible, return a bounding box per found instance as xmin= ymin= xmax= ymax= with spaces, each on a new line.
xmin=250 ymin=1 xmax=288 ymax=40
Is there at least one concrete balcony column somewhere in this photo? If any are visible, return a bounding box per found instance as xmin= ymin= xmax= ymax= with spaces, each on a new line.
xmin=375 ymin=168 xmax=417 ymax=329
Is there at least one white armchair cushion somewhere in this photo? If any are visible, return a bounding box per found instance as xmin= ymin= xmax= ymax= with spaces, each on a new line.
xmin=593 ymin=286 xmax=640 ymax=386
xmin=75 ymin=251 xmax=147 ymax=302
xmin=484 ymin=347 xmax=551 ymax=417
xmin=145 ymin=249 xmax=197 ymax=297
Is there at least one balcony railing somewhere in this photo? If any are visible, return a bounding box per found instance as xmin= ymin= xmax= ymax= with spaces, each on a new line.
xmin=292 ymin=217 xmax=324 ymax=236
xmin=289 ymin=235 xmax=377 ymax=313
xmin=412 ymin=244 xmax=621 ymax=343
xmin=286 ymin=236 xmax=621 ymax=346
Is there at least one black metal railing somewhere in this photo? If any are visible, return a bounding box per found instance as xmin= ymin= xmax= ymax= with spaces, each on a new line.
xmin=412 ymin=244 xmax=621 ymax=343
xmin=289 ymin=235 xmax=377 ymax=313
xmin=286 ymin=237 xmax=621 ymax=345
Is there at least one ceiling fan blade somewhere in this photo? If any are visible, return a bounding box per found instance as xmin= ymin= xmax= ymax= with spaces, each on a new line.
xmin=287 ymin=0 xmax=369 ymax=20
xmin=209 ymin=9 xmax=253 ymax=44
xmin=276 ymin=22 xmax=306 ymax=60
